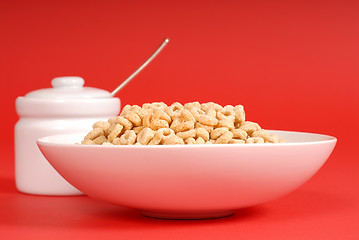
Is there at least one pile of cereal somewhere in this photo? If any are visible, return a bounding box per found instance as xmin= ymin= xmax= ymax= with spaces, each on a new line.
xmin=81 ymin=102 xmax=284 ymax=145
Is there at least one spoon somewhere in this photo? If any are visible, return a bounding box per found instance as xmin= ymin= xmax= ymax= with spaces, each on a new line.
xmin=110 ymin=38 xmax=170 ymax=96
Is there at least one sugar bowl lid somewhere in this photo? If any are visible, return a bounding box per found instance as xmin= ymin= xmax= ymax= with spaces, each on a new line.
xmin=25 ymin=76 xmax=112 ymax=99
xmin=16 ymin=76 xmax=120 ymax=117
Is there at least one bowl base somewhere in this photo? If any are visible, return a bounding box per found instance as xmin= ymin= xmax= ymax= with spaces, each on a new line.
xmin=141 ymin=210 xmax=235 ymax=220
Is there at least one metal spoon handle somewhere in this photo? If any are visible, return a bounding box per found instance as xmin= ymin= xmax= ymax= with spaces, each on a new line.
xmin=111 ymin=38 xmax=170 ymax=96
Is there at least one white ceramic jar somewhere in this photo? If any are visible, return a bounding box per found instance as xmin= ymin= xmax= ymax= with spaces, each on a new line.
xmin=15 ymin=76 xmax=120 ymax=195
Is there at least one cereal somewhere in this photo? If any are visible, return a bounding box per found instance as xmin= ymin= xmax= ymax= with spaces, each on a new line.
xmin=130 ymin=105 xmax=147 ymax=120
xmin=123 ymin=111 xmax=142 ymax=127
xmin=93 ymin=135 xmax=108 ymax=145
xmin=84 ymin=128 xmax=104 ymax=140
xmin=195 ymin=127 xmax=210 ymax=141
xmin=215 ymin=131 xmax=233 ymax=144
xmin=119 ymin=130 xmax=137 ymax=145
xmin=230 ymin=139 xmax=245 ymax=144
xmin=210 ymin=127 xmax=229 ymax=140
xmin=195 ymin=137 xmax=206 ymax=144
xmin=176 ymin=129 xmax=196 ymax=140
xmin=239 ymin=121 xmax=261 ymax=136
xmin=185 ymin=138 xmax=196 ymax=145
xmin=252 ymin=129 xmax=280 ymax=143
xmin=149 ymin=128 xmax=174 ymax=145
xmin=108 ymin=124 xmax=123 ymax=142
xmin=81 ymin=139 xmax=96 ymax=145
xmin=137 ymin=127 xmax=155 ymax=145
xmin=232 ymin=129 xmax=248 ymax=140
xmin=216 ymin=118 xmax=235 ymax=131
xmin=163 ymin=135 xmax=184 ymax=145
xmin=246 ymin=137 xmax=265 ymax=144
xmin=181 ymin=109 xmax=196 ymax=122
xmin=195 ymin=122 xmax=214 ymax=132
xmin=173 ymin=120 xmax=195 ymax=133
xmin=92 ymin=121 xmax=111 ymax=135
xmin=217 ymin=108 xmax=235 ymax=121
xmin=234 ymin=105 xmax=245 ymax=123
xmin=196 ymin=114 xmax=218 ymax=126
xmin=154 ymin=109 xmax=172 ymax=124
xmin=115 ymin=116 xmax=133 ymax=130
xmin=184 ymin=101 xmax=201 ymax=110
xmin=133 ymin=126 xmax=145 ymax=135
xmin=81 ymin=101 xmax=284 ymax=145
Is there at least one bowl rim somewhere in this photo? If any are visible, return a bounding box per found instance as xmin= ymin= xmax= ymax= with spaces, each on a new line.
xmin=37 ymin=130 xmax=337 ymax=149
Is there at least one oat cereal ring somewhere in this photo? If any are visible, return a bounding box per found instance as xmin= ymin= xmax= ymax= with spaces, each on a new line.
xmin=121 ymin=104 xmax=132 ymax=113
xmin=206 ymin=109 xmax=217 ymax=118
xmin=170 ymin=102 xmax=184 ymax=112
xmin=184 ymin=102 xmax=201 ymax=110
xmin=195 ymin=137 xmax=206 ymax=144
xmin=150 ymin=118 xmax=169 ymax=131
xmin=163 ymin=135 xmax=184 ymax=145
xmin=142 ymin=103 xmax=153 ymax=110
xmin=108 ymin=117 xmax=116 ymax=125
xmin=151 ymin=102 xmax=168 ymax=110
xmin=176 ymin=129 xmax=196 ymax=140
xmin=215 ymin=131 xmax=233 ymax=144
xmin=133 ymin=126 xmax=145 ymax=135
xmin=154 ymin=109 xmax=172 ymax=124
xmin=84 ymin=128 xmax=104 ymax=140
xmin=239 ymin=121 xmax=261 ymax=136
xmin=224 ymin=105 xmax=235 ymax=110
xmin=130 ymin=105 xmax=148 ymax=120
xmin=217 ymin=108 xmax=235 ymax=121
xmin=163 ymin=107 xmax=175 ymax=119
xmin=137 ymin=127 xmax=156 ymax=145
xmin=185 ymin=138 xmax=196 ymax=145
xmin=115 ymin=116 xmax=133 ymax=130
xmin=92 ymin=135 xmax=108 ymax=145
xmin=142 ymin=114 xmax=152 ymax=128
xmin=119 ymin=130 xmax=137 ymax=145
xmin=92 ymin=121 xmax=111 ymax=135
xmin=174 ymin=120 xmax=195 ymax=133
xmin=232 ymin=129 xmax=248 ymax=140
xmin=101 ymin=142 xmax=113 ymax=145
xmin=149 ymin=128 xmax=174 ymax=145
xmin=189 ymin=108 xmax=205 ymax=117
xmin=234 ymin=105 xmax=245 ymax=124
xmin=205 ymin=140 xmax=213 ymax=144
xmin=230 ymin=139 xmax=245 ymax=144
xmin=112 ymin=137 xmax=121 ymax=145
xmin=201 ymin=102 xmax=223 ymax=112
xmin=81 ymin=139 xmax=96 ymax=145
xmin=180 ymin=109 xmax=196 ymax=122
xmin=252 ymin=130 xmax=280 ymax=143
xmin=216 ymin=118 xmax=235 ymax=131
xmin=123 ymin=111 xmax=142 ymax=127
xmin=210 ymin=127 xmax=229 ymax=140
xmin=195 ymin=122 xmax=214 ymax=132
xmin=196 ymin=114 xmax=218 ymax=126
xmin=169 ymin=118 xmax=180 ymax=131
xmin=195 ymin=127 xmax=210 ymax=141
xmin=267 ymin=134 xmax=280 ymax=143
xmin=246 ymin=137 xmax=265 ymax=144
xmin=108 ymin=124 xmax=124 ymax=142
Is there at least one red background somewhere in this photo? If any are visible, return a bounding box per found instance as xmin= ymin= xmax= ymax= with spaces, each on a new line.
xmin=1 ymin=0 xmax=358 ymax=239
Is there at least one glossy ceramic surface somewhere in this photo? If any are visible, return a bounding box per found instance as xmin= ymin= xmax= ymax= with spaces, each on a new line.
xmin=37 ymin=130 xmax=336 ymax=218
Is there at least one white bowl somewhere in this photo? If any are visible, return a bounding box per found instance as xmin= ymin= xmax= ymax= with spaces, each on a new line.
xmin=37 ymin=130 xmax=336 ymax=219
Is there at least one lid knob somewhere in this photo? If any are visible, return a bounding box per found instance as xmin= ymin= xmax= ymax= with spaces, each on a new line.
xmin=51 ymin=76 xmax=85 ymax=89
